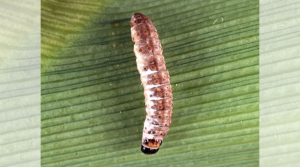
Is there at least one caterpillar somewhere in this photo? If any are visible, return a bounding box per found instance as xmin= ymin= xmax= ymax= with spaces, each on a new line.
xmin=130 ymin=13 xmax=173 ymax=155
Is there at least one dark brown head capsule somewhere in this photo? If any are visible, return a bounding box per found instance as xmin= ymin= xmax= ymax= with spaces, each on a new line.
xmin=141 ymin=145 xmax=159 ymax=155
xmin=141 ymin=139 xmax=162 ymax=155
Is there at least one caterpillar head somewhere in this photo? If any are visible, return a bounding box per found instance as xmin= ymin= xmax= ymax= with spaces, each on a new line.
xmin=141 ymin=139 xmax=162 ymax=155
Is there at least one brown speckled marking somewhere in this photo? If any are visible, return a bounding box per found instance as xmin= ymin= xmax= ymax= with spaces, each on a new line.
xmin=131 ymin=13 xmax=173 ymax=151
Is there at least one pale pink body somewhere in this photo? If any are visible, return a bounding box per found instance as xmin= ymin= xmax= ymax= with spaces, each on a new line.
xmin=131 ymin=13 xmax=173 ymax=149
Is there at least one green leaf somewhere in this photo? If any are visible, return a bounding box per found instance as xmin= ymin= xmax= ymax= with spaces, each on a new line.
xmin=41 ymin=0 xmax=259 ymax=166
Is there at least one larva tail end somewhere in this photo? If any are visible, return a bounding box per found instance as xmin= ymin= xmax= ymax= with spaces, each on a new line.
xmin=133 ymin=12 xmax=143 ymax=17
xmin=130 ymin=12 xmax=152 ymax=27
xmin=141 ymin=145 xmax=159 ymax=155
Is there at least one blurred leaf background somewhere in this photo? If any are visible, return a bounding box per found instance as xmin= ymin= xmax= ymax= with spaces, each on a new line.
xmin=41 ymin=0 xmax=259 ymax=166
